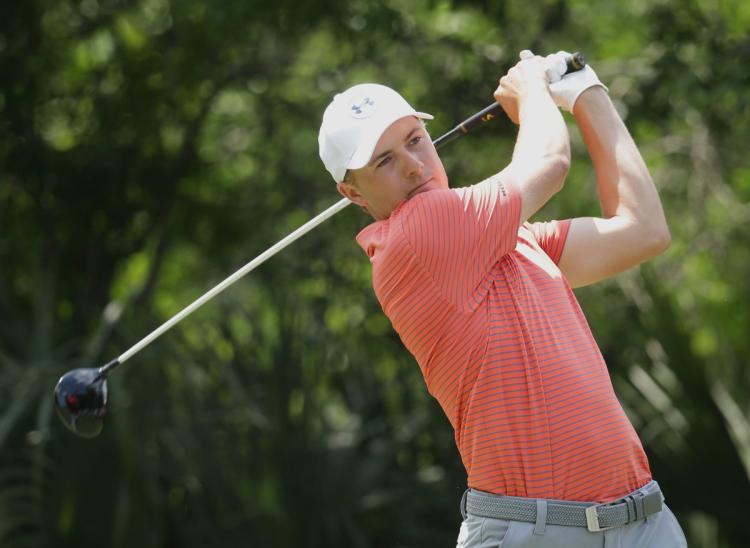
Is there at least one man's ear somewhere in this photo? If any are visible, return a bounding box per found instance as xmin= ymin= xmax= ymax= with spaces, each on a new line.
xmin=337 ymin=181 xmax=365 ymax=207
xmin=337 ymin=181 xmax=372 ymax=217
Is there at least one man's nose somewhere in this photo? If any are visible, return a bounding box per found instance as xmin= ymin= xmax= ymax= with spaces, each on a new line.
xmin=403 ymin=151 xmax=424 ymax=178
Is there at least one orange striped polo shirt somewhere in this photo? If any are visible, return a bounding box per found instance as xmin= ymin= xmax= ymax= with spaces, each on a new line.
xmin=356 ymin=176 xmax=652 ymax=502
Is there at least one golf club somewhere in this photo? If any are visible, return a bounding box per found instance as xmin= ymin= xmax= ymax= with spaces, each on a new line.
xmin=54 ymin=52 xmax=587 ymax=438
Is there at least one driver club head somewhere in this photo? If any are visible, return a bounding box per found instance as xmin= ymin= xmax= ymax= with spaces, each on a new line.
xmin=54 ymin=368 xmax=109 ymax=438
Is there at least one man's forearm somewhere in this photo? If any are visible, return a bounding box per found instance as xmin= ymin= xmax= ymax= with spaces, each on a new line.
xmin=514 ymin=89 xmax=571 ymax=168
xmin=493 ymin=57 xmax=571 ymax=223
xmin=502 ymin=89 xmax=571 ymax=223
xmin=573 ymin=88 xmax=670 ymax=243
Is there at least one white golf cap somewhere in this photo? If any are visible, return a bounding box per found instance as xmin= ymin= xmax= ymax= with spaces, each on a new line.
xmin=318 ymin=83 xmax=433 ymax=183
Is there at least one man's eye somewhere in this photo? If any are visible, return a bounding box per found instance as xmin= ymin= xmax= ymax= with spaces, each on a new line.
xmin=409 ymin=136 xmax=422 ymax=146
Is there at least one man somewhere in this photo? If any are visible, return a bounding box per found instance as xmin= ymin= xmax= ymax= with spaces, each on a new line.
xmin=318 ymin=51 xmax=687 ymax=547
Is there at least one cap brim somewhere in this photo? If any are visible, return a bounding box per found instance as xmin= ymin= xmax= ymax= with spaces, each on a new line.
xmin=346 ymin=111 xmax=434 ymax=172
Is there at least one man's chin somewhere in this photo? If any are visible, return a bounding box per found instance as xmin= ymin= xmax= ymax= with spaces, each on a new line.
xmin=408 ymin=179 xmax=436 ymax=199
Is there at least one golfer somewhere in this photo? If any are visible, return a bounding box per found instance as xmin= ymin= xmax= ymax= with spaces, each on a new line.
xmin=318 ymin=51 xmax=687 ymax=547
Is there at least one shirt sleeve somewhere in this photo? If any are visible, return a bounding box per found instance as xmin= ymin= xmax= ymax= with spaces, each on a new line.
xmin=526 ymin=219 xmax=572 ymax=264
xmin=398 ymin=175 xmax=522 ymax=308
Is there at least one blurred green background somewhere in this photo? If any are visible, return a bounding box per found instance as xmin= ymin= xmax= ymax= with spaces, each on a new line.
xmin=1 ymin=0 xmax=749 ymax=546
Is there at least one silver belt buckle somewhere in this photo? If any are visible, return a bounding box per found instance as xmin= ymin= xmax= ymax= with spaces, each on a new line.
xmin=585 ymin=505 xmax=615 ymax=532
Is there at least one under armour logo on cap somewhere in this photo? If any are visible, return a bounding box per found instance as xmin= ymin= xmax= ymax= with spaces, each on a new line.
xmin=349 ymin=96 xmax=376 ymax=118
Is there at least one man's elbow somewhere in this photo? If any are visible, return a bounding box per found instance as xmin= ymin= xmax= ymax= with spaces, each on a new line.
xmin=644 ymin=223 xmax=672 ymax=257
xmin=655 ymin=226 xmax=672 ymax=253
xmin=546 ymin=153 xmax=570 ymax=193
xmin=542 ymin=153 xmax=570 ymax=194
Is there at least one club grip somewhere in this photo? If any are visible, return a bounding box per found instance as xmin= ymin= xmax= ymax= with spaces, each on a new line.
xmin=432 ymin=51 xmax=586 ymax=149
xmin=566 ymin=52 xmax=586 ymax=73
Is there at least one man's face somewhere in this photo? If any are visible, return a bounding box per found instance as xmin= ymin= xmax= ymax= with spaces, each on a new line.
xmin=337 ymin=116 xmax=449 ymax=220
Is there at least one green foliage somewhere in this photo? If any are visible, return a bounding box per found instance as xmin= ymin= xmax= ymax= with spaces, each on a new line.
xmin=1 ymin=0 xmax=749 ymax=546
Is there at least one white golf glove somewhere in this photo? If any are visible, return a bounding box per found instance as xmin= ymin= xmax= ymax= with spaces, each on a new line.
xmin=544 ymin=50 xmax=608 ymax=112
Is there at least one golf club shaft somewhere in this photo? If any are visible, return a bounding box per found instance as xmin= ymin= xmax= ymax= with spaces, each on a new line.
xmin=100 ymin=53 xmax=586 ymax=374
xmin=102 ymin=196 xmax=351 ymax=372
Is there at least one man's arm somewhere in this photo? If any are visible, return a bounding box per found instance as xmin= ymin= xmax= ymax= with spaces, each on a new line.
xmin=557 ymin=87 xmax=671 ymax=288
xmin=494 ymin=55 xmax=571 ymax=225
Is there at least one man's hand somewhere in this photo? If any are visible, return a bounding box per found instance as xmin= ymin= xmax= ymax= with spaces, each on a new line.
xmin=494 ymin=50 xmax=551 ymax=124
xmin=545 ymin=50 xmax=608 ymax=113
